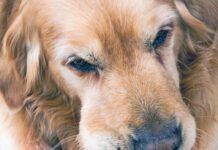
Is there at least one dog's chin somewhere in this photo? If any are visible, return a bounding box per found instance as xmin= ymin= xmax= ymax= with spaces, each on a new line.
xmin=81 ymin=134 xmax=126 ymax=150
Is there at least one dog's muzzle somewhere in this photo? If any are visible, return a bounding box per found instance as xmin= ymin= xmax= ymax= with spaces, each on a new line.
xmin=129 ymin=120 xmax=182 ymax=150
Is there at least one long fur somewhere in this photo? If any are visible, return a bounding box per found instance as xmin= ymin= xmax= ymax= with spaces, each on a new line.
xmin=0 ymin=0 xmax=218 ymax=149
xmin=175 ymin=0 xmax=218 ymax=148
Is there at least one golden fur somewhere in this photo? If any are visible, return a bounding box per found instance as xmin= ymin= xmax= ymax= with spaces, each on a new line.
xmin=0 ymin=0 xmax=218 ymax=149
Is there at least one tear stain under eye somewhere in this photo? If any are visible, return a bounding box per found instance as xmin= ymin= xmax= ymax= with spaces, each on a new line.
xmin=144 ymin=40 xmax=164 ymax=65
xmin=144 ymin=40 xmax=154 ymax=53
xmin=155 ymin=51 xmax=164 ymax=65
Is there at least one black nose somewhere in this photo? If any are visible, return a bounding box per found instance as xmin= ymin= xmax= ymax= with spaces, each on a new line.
xmin=130 ymin=121 xmax=182 ymax=150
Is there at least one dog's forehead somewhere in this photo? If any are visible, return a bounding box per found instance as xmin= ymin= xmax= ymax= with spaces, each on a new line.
xmin=36 ymin=0 xmax=176 ymax=59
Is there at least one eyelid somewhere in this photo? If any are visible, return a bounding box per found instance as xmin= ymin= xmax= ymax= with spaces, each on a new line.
xmin=161 ymin=26 xmax=173 ymax=31
xmin=159 ymin=23 xmax=174 ymax=31
xmin=66 ymin=55 xmax=92 ymax=65
xmin=148 ymin=23 xmax=174 ymax=50
xmin=66 ymin=56 xmax=76 ymax=65
xmin=147 ymin=23 xmax=174 ymax=44
xmin=65 ymin=55 xmax=104 ymax=71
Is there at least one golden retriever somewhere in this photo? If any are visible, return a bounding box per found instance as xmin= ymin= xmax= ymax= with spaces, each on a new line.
xmin=0 ymin=0 xmax=218 ymax=149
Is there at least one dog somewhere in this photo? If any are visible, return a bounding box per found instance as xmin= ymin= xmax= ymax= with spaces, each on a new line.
xmin=0 ymin=0 xmax=218 ymax=149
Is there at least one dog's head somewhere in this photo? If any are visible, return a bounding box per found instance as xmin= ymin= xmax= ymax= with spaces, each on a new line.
xmin=0 ymin=0 xmax=216 ymax=149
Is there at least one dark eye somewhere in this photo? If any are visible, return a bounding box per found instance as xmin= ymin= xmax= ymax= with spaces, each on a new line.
xmin=67 ymin=57 xmax=98 ymax=73
xmin=152 ymin=28 xmax=171 ymax=49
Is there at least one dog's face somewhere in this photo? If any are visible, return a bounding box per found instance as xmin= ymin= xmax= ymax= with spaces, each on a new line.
xmin=1 ymin=0 xmax=199 ymax=149
xmin=38 ymin=0 xmax=196 ymax=149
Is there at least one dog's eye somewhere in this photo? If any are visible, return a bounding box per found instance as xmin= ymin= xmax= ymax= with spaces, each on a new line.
xmin=152 ymin=27 xmax=172 ymax=49
xmin=67 ymin=57 xmax=98 ymax=73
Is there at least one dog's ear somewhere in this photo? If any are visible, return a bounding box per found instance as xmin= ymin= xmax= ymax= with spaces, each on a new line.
xmin=175 ymin=0 xmax=218 ymax=30
xmin=176 ymin=0 xmax=218 ymax=123
xmin=0 ymin=3 xmax=45 ymax=112
xmin=174 ymin=0 xmax=213 ymax=35
xmin=174 ymin=0 xmax=217 ymax=53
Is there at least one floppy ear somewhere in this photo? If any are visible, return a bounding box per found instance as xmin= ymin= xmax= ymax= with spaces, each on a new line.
xmin=0 ymin=4 xmax=44 ymax=112
xmin=0 ymin=59 xmax=25 ymax=111
xmin=174 ymin=0 xmax=218 ymax=54
xmin=176 ymin=0 xmax=218 ymax=123
xmin=175 ymin=0 xmax=211 ymax=32
xmin=176 ymin=0 xmax=218 ymax=30
xmin=174 ymin=0 xmax=215 ymax=43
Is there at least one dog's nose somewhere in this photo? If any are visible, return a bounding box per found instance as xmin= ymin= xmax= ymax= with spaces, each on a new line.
xmin=131 ymin=121 xmax=182 ymax=150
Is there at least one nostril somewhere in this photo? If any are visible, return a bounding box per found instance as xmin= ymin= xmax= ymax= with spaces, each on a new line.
xmin=131 ymin=121 xmax=183 ymax=150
